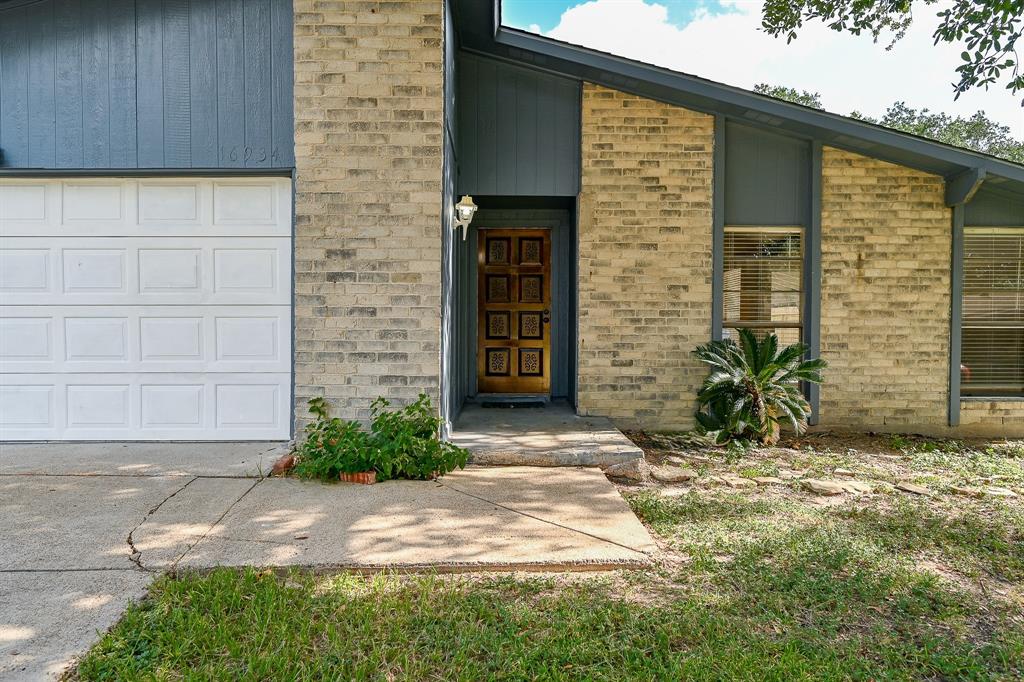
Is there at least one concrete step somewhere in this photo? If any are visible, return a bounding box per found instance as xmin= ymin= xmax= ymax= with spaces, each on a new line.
xmin=450 ymin=404 xmax=643 ymax=467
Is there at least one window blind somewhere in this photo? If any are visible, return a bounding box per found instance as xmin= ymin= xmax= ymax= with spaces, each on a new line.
xmin=961 ymin=227 xmax=1024 ymax=397
xmin=722 ymin=227 xmax=803 ymax=346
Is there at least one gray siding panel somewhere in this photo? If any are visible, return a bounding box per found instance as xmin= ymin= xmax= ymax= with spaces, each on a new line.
xmin=457 ymin=53 xmax=580 ymax=197
xmin=0 ymin=4 xmax=30 ymax=167
xmin=27 ymin=0 xmax=56 ymax=168
xmin=725 ymin=121 xmax=810 ymax=226
xmin=54 ymin=0 xmax=84 ymax=168
xmin=269 ymin=0 xmax=293 ymax=167
xmin=216 ymin=0 xmax=244 ymax=168
xmin=189 ymin=0 xmax=219 ymax=166
xmin=0 ymin=0 xmax=295 ymax=170
xmin=244 ymin=0 xmax=272 ymax=167
xmin=82 ymin=0 xmax=110 ymax=167
xmin=108 ymin=0 xmax=137 ymax=168
xmin=162 ymin=0 xmax=192 ymax=167
xmin=965 ymin=185 xmax=1024 ymax=226
xmin=135 ymin=0 xmax=165 ymax=167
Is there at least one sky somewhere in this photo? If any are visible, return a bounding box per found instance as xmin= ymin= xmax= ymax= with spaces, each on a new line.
xmin=501 ymin=0 xmax=1024 ymax=138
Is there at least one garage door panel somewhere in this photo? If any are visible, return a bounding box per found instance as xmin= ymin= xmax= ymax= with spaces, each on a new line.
xmin=0 ymin=177 xmax=291 ymax=237
xmin=0 ymin=373 xmax=291 ymax=440
xmin=1 ymin=176 xmax=292 ymax=442
xmin=0 ymin=237 xmax=291 ymax=305
xmin=0 ymin=306 xmax=290 ymax=373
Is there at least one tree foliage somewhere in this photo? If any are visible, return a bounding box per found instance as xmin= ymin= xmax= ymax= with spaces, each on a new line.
xmin=753 ymin=83 xmax=825 ymax=109
xmin=755 ymin=84 xmax=1024 ymax=162
xmin=761 ymin=0 xmax=1024 ymax=101
xmin=855 ymin=102 xmax=1024 ymax=162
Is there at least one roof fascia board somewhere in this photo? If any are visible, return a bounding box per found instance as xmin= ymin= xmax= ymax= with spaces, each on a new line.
xmin=492 ymin=26 xmax=1024 ymax=186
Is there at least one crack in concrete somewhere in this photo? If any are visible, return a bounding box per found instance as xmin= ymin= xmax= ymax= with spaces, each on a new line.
xmin=171 ymin=478 xmax=263 ymax=569
xmin=125 ymin=477 xmax=198 ymax=572
xmin=439 ymin=481 xmax=653 ymax=559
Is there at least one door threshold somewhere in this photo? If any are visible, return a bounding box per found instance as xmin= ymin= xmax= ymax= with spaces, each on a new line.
xmin=475 ymin=394 xmax=550 ymax=408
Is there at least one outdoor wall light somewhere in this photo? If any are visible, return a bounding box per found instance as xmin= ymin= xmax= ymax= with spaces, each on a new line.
xmin=453 ymin=195 xmax=478 ymax=240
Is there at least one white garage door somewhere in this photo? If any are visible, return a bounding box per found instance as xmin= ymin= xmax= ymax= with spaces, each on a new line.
xmin=0 ymin=177 xmax=292 ymax=441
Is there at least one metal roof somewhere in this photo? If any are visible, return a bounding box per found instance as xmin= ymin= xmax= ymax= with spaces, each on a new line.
xmin=454 ymin=0 xmax=1024 ymax=204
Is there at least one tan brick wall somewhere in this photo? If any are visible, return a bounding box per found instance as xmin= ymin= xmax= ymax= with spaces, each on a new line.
xmin=578 ymin=85 xmax=714 ymax=430
xmin=960 ymin=402 xmax=1024 ymax=437
xmin=293 ymin=0 xmax=444 ymax=427
xmin=819 ymin=147 xmax=951 ymax=431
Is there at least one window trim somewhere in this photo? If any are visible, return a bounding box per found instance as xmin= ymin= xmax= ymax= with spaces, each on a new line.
xmin=721 ymin=225 xmax=805 ymax=336
xmin=711 ymin=121 xmax=821 ymax=423
xmin=955 ymin=223 xmax=1024 ymax=404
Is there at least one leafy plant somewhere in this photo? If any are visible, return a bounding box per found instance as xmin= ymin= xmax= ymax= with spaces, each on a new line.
xmin=292 ymin=394 xmax=468 ymax=482
xmin=292 ymin=397 xmax=375 ymax=481
xmin=369 ymin=394 xmax=469 ymax=481
xmin=692 ymin=329 xmax=826 ymax=445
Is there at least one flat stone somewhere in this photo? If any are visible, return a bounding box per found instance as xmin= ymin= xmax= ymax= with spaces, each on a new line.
xmin=665 ymin=456 xmax=688 ymax=466
xmin=839 ymin=480 xmax=873 ymax=494
xmin=982 ymin=486 xmax=1018 ymax=498
xmin=803 ymin=479 xmax=845 ymax=496
xmin=603 ymin=458 xmax=651 ymax=483
xmin=949 ymin=485 xmax=983 ymax=498
xmin=896 ymin=481 xmax=931 ymax=496
xmin=660 ymin=487 xmax=692 ymax=498
xmin=833 ymin=468 xmax=856 ymax=477
xmin=652 ymin=466 xmax=697 ymax=483
xmin=719 ymin=475 xmax=757 ymax=489
xmin=753 ymin=476 xmax=785 ymax=486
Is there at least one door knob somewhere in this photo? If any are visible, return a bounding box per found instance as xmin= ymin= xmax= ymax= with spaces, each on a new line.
xmin=542 ymin=309 xmax=550 ymax=323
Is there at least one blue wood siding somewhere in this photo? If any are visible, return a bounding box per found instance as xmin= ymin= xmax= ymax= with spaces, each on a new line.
xmin=0 ymin=0 xmax=294 ymax=170
xmin=725 ymin=121 xmax=810 ymax=226
xmin=457 ymin=53 xmax=580 ymax=197
xmin=965 ymin=185 xmax=1024 ymax=226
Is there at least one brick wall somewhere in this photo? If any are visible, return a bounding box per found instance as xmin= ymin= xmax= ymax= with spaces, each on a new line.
xmin=960 ymin=402 xmax=1024 ymax=436
xmin=577 ymin=85 xmax=714 ymax=430
xmin=293 ymin=0 xmax=444 ymax=427
xmin=819 ymin=148 xmax=952 ymax=431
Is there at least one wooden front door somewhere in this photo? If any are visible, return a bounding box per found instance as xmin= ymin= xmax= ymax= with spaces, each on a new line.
xmin=477 ymin=229 xmax=551 ymax=394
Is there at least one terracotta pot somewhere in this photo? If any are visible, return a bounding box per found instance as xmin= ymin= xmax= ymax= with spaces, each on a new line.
xmin=339 ymin=470 xmax=376 ymax=485
xmin=270 ymin=454 xmax=296 ymax=476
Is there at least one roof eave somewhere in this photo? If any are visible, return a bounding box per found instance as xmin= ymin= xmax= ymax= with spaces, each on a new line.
xmin=487 ymin=26 xmax=1024 ymax=195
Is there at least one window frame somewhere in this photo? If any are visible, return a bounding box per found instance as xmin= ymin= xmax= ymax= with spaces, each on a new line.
xmin=720 ymin=225 xmax=806 ymax=344
xmin=958 ymin=225 xmax=1024 ymax=400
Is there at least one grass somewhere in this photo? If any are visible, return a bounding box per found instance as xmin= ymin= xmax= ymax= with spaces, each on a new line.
xmin=74 ymin=437 xmax=1024 ymax=681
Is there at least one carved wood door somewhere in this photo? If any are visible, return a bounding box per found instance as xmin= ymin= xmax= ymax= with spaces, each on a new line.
xmin=477 ymin=229 xmax=551 ymax=394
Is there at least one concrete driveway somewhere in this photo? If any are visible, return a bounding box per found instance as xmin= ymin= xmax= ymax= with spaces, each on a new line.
xmin=0 ymin=443 xmax=655 ymax=680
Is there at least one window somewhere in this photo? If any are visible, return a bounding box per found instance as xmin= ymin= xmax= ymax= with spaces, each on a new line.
xmin=961 ymin=227 xmax=1024 ymax=397
xmin=722 ymin=227 xmax=804 ymax=345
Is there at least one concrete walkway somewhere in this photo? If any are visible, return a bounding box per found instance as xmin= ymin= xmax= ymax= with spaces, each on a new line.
xmin=0 ymin=442 xmax=655 ymax=680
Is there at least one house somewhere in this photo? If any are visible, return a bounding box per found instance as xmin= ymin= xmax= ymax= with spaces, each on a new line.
xmin=1 ymin=0 xmax=1022 ymax=443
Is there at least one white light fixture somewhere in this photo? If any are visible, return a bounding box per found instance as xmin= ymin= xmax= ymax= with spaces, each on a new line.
xmin=453 ymin=195 xmax=478 ymax=240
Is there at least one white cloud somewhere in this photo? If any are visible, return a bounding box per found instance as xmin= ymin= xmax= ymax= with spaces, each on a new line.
xmin=542 ymin=0 xmax=1024 ymax=137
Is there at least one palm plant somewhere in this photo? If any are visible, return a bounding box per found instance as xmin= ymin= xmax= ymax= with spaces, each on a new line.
xmin=692 ymin=329 xmax=826 ymax=445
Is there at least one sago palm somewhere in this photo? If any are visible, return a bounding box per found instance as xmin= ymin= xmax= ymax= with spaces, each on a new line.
xmin=692 ymin=329 xmax=826 ymax=445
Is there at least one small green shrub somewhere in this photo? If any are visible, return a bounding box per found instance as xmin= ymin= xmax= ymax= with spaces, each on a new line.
xmin=292 ymin=394 xmax=468 ymax=482
xmin=692 ymin=329 xmax=826 ymax=445
xmin=369 ymin=395 xmax=468 ymax=480
xmin=292 ymin=397 xmax=376 ymax=481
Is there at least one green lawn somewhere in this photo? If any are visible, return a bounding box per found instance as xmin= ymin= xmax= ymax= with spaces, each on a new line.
xmin=75 ymin=437 xmax=1024 ymax=681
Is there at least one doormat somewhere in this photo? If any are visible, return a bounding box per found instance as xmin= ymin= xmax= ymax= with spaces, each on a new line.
xmin=480 ymin=401 xmax=546 ymax=409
